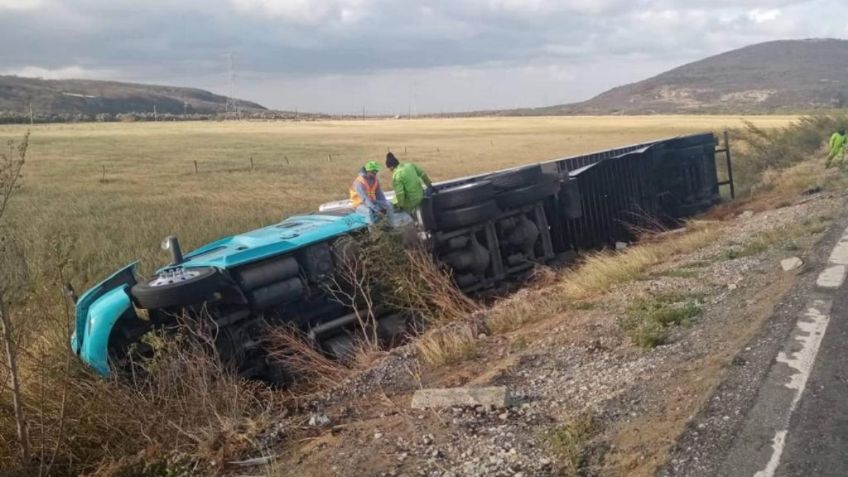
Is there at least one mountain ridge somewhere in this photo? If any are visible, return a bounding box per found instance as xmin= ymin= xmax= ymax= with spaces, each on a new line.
xmin=504 ymin=38 xmax=848 ymax=115
xmin=0 ymin=75 xmax=267 ymax=117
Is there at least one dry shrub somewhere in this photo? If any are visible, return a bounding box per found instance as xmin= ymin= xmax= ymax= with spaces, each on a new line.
xmin=727 ymin=114 xmax=848 ymax=196
xmin=1 ymin=316 xmax=280 ymax=476
xmin=357 ymin=228 xmax=478 ymax=324
xmin=326 ymin=228 xmax=481 ymax=369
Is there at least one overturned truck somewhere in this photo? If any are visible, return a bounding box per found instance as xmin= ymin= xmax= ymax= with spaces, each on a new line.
xmin=71 ymin=133 xmax=731 ymax=382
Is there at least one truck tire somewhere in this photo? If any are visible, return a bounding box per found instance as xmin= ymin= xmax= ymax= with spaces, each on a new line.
xmin=432 ymin=181 xmax=494 ymax=211
xmin=496 ymin=176 xmax=559 ymax=209
xmin=131 ymin=267 xmax=224 ymax=309
xmin=322 ymin=333 xmax=355 ymax=361
xmin=437 ymin=200 xmax=498 ymax=230
xmin=488 ymin=165 xmax=542 ymax=191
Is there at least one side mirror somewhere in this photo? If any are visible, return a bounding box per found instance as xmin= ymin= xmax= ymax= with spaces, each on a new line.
xmin=161 ymin=235 xmax=184 ymax=265
xmin=64 ymin=282 xmax=78 ymax=304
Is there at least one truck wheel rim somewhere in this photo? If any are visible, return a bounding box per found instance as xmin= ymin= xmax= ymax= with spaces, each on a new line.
xmin=148 ymin=268 xmax=201 ymax=287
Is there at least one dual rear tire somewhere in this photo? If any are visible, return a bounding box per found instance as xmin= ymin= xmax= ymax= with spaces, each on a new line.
xmin=432 ymin=165 xmax=553 ymax=229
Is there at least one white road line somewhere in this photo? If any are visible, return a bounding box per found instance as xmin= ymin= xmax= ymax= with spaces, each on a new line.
xmin=816 ymin=265 xmax=846 ymax=289
xmin=755 ymin=431 xmax=787 ymax=477
xmin=751 ymin=222 xmax=848 ymax=477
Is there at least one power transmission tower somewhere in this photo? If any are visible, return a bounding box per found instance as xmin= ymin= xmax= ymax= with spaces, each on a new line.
xmin=225 ymin=52 xmax=237 ymax=118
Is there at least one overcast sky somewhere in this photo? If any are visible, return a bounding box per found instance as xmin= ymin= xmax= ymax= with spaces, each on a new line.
xmin=1 ymin=0 xmax=846 ymax=114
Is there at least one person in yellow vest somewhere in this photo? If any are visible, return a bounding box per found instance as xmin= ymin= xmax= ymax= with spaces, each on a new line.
xmin=826 ymin=128 xmax=846 ymax=169
xmin=350 ymin=161 xmax=393 ymax=224
xmin=385 ymin=152 xmax=432 ymax=215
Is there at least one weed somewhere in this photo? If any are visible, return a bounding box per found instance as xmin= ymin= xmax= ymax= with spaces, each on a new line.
xmin=802 ymin=215 xmax=833 ymax=234
xmin=547 ymin=414 xmax=596 ymax=474
xmin=780 ymin=240 xmax=801 ymax=252
xmin=626 ymin=317 xmax=670 ymax=348
xmin=511 ymin=336 xmax=528 ymax=352
xmin=619 ymin=295 xmax=702 ymax=348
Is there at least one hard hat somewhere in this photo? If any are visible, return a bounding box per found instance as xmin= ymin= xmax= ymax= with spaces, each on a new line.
xmin=364 ymin=161 xmax=380 ymax=172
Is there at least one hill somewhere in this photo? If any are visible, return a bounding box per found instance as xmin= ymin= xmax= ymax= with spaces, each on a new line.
xmin=0 ymin=76 xmax=267 ymax=117
xmin=511 ymin=38 xmax=848 ymax=115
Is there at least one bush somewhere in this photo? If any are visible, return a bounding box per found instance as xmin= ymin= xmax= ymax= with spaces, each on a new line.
xmin=727 ymin=114 xmax=848 ymax=195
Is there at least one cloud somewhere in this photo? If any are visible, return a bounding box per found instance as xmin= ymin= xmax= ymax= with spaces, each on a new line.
xmin=1 ymin=65 xmax=117 ymax=80
xmin=748 ymin=8 xmax=781 ymax=23
xmin=0 ymin=0 xmax=845 ymax=112
xmin=0 ymin=0 xmax=45 ymax=10
xmin=229 ymin=0 xmax=374 ymax=24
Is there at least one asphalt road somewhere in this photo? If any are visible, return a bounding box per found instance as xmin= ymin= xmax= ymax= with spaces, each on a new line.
xmin=775 ymin=279 xmax=848 ymax=476
xmin=717 ymin=221 xmax=848 ymax=477
xmin=662 ymin=210 xmax=848 ymax=477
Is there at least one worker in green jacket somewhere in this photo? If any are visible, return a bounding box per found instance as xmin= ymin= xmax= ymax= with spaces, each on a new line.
xmin=826 ymin=128 xmax=846 ymax=168
xmin=385 ymin=152 xmax=432 ymax=214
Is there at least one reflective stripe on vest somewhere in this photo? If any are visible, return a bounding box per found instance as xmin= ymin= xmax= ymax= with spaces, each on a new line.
xmin=349 ymin=175 xmax=379 ymax=207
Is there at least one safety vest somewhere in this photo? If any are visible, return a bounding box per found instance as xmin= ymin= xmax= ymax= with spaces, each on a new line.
xmin=349 ymin=175 xmax=379 ymax=207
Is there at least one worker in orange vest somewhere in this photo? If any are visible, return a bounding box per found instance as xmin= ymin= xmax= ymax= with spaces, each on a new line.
xmin=350 ymin=161 xmax=394 ymax=224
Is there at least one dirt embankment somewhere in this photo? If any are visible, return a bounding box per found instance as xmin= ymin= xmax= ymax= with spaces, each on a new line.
xmin=255 ymin=169 xmax=843 ymax=477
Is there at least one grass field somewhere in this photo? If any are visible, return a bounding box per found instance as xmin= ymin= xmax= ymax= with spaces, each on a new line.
xmin=0 ymin=115 xmax=795 ymax=289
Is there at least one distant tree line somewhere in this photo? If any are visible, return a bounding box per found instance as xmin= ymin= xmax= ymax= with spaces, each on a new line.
xmin=0 ymin=110 xmax=328 ymax=124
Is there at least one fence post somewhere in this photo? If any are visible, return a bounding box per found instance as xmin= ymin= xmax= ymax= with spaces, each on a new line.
xmin=101 ymin=165 xmax=106 ymax=181
xmin=723 ymin=130 xmax=735 ymax=199
xmin=194 ymin=160 xmax=198 ymax=174
xmin=250 ymin=156 xmax=254 ymax=171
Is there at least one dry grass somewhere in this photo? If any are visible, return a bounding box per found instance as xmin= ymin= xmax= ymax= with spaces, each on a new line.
xmin=264 ymin=326 xmax=349 ymax=391
xmin=486 ymin=292 xmax=565 ymax=334
xmin=484 ymin=222 xmax=720 ymax=334
xmin=414 ymin=322 xmax=479 ymax=367
xmin=561 ymin=223 xmax=721 ymax=300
